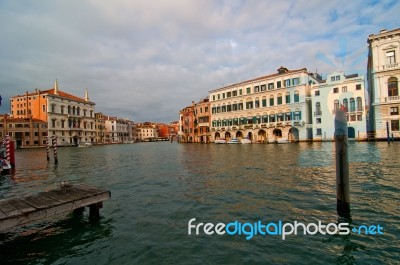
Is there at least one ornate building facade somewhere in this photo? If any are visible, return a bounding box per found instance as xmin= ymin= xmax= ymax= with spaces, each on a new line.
xmin=10 ymin=80 xmax=96 ymax=146
xmin=367 ymin=28 xmax=400 ymax=139
xmin=209 ymin=67 xmax=321 ymax=142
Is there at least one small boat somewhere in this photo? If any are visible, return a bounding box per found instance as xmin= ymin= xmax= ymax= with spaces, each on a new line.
xmin=0 ymin=158 xmax=12 ymax=175
xmin=78 ymin=142 xmax=93 ymax=147
xmin=277 ymin=138 xmax=290 ymax=144
xmin=227 ymin=138 xmax=241 ymax=144
xmin=240 ymin=138 xmax=252 ymax=144
xmin=214 ymin=139 xmax=227 ymax=144
xmin=267 ymin=138 xmax=277 ymax=144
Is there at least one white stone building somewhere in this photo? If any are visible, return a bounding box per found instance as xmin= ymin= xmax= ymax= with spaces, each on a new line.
xmin=209 ymin=67 xmax=321 ymax=142
xmin=367 ymin=28 xmax=400 ymax=139
xmin=311 ymin=72 xmax=367 ymax=140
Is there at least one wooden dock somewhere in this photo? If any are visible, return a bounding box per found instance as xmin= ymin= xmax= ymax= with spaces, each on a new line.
xmin=0 ymin=184 xmax=111 ymax=231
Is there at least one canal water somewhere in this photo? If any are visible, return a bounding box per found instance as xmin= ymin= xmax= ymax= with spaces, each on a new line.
xmin=0 ymin=142 xmax=399 ymax=264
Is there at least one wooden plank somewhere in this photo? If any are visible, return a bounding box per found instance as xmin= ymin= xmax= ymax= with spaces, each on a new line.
xmin=0 ymin=185 xmax=111 ymax=231
xmin=7 ymin=198 xmax=36 ymax=213
xmin=0 ymin=209 xmax=7 ymax=219
xmin=0 ymin=192 xmax=110 ymax=231
xmin=0 ymin=201 xmax=23 ymax=217
xmin=41 ymin=189 xmax=88 ymax=203
xmin=24 ymin=194 xmax=60 ymax=209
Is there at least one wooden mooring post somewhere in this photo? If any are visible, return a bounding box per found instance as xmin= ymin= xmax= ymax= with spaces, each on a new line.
xmin=335 ymin=110 xmax=350 ymax=217
xmin=0 ymin=184 xmax=111 ymax=231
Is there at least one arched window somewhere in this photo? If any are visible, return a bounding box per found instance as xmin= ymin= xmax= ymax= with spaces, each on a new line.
xmin=334 ymin=100 xmax=339 ymax=111
xmin=343 ymin=98 xmax=348 ymax=111
xmin=277 ymin=93 xmax=283 ymax=105
xmin=316 ymin=102 xmax=321 ymax=115
xmin=294 ymin=91 xmax=299 ymax=102
xmin=350 ymin=98 xmax=355 ymax=112
xmin=285 ymin=92 xmax=291 ymax=104
xmin=246 ymin=98 xmax=253 ymax=109
xmin=357 ymin=97 xmax=362 ymax=111
xmin=262 ymin=96 xmax=267 ymax=107
xmin=254 ymin=97 xmax=260 ymax=108
xmin=388 ymin=77 xmax=398 ymax=97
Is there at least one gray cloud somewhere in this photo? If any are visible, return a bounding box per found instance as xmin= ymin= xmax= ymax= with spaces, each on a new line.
xmin=0 ymin=0 xmax=399 ymax=122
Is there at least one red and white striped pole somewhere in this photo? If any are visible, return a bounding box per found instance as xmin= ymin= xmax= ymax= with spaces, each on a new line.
xmin=53 ymin=135 xmax=58 ymax=164
xmin=46 ymin=136 xmax=50 ymax=161
xmin=5 ymin=135 xmax=10 ymax=162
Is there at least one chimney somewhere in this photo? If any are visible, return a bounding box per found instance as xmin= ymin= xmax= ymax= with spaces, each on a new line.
xmin=54 ymin=79 xmax=59 ymax=95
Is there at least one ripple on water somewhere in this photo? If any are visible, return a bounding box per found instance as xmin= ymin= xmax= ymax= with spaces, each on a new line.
xmin=0 ymin=142 xmax=399 ymax=265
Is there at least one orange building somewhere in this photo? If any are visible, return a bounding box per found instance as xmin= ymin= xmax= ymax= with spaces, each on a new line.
xmin=10 ymin=80 xmax=96 ymax=146
xmin=179 ymin=103 xmax=195 ymax=142
xmin=193 ymin=98 xmax=211 ymax=143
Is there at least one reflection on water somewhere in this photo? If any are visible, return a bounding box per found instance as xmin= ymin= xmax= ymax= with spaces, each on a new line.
xmin=0 ymin=142 xmax=399 ymax=264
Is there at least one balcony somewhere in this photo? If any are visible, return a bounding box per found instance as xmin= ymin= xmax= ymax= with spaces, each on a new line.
xmin=385 ymin=63 xmax=399 ymax=70
xmin=385 ymin=96 xmax=400 ymax=102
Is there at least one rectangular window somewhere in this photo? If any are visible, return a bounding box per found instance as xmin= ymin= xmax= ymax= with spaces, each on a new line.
xmin=357 ymin=114 xmax=362 ymax=121
xmin=333 ymin=87 xmax=339 ymax=93
xmin=342 ymin=86 xmax=347 ymax=92
xmin=390 ymin=107 xmax=399 ymax=115
xmin=350 ymin=115 xmax=356 ymax=121
xmin=223 ymin=93 xmax=225 ymax=99
xmin=261 ymin=84 xmax=266 ymax=91
xmin=213 ymin=95 xmax=215 ymax=100
xmin=232 ymin=91 xmax=237 ymax=97
xmin=246 ymin=87 xmax=251 ymax=94
xmin=42 ymin=105 xmax=46 ymax=112
xmin=262 ymin=99 xmax=267 ymax=107
xmin=316 ymin=128 xmax=322 ymax=135
xmin=268 ymin=83 xmax=274 ymax=90
xmin=277 ymin=81 xmax=281 ymax=88
xmin=387 ymin=51 xmax=396 ymax=64
xmin=239 ymin=89 xmax=242 ymax=95
xmin=391 ymin=120 xmax=399 ymax=131
xmin=316 ymin=118 xmax=321 ymax=124
xmin=255 ymin=100 xmax=260 ymax=108
xmin=315 ymin=91 xmax=320 ymax=96
xmin=254 ymin=86 xmax=259 ymax=93
xmin=284 ymin=79 xmax=291 ymax=87
xmin=356 ymin=84 xmax=361 ymax=90
xmin=269 ymin=97 xmax=274 ymax=106
xmin=277 ymin=96 xmax=282 ymax=105
xmin=292 ymin=78 xmax=300 ymax=85
xmin=218 ymin=94 xmax=220 ymax=100
xmin=227 ymin=92 xmax=231 ymax=98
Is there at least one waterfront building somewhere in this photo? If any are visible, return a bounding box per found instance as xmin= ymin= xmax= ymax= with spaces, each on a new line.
xmin=94 ymin=112 xmax=107 ymax=144
xmin=178 ymin=103 xmax=195 ymax=142
xmin=310 ymin=72 xmax=367 ymax=141
xmin=209 ymin=67 xmax=321 ymax=142
xmin=367 ymin=28 xmax=400 ymax=139
xmin=136 ymin=122 xmax=158 ymax=141
xmin=0 ymin=114 xmax=48 ymax=148
xmin=104 ymin=116 xmax=130 ymax=143
xmin=10 ymin=80 xmax=96 ymax=146
xmin=194 ymin=98 xmax=211 ymax=143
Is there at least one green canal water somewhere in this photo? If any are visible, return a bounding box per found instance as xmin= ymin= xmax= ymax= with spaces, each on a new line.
xmin=0 ymin=142 xmax=399 ymax=264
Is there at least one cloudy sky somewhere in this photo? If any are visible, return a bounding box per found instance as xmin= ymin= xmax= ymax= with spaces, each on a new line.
xmin=0 ymin=0 xmax=399 ymax=122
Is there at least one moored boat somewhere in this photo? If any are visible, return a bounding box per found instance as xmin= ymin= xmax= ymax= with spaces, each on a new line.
xmin=240 ymin=138 xmax=252 ymax=144
xmin=214 ymin=139 xmax=227 ymax=144
xmin=78 ymin=142 xmax=93 ymax=147
xmin=227 ymin=138 xmax=241 ymax=144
